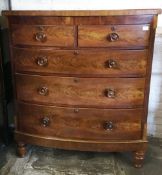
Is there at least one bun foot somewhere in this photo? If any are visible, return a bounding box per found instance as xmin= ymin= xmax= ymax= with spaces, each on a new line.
xmin=133 ymin=150 xmax=145 ymax=168
xmin=17 ymin=142 xmax=26 ymax=158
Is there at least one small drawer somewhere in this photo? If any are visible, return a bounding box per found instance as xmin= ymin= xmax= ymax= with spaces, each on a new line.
xmin=11 ymin=24 xmax=74 ymax=47
xmin=17 ymin=102 xmax=143 ymax=140
xmin=16 ymin=74 xmax=145 ymax=108
xmin=14 ymin=48 xmax=147 ymax=77
xmin=78 ymin=25 xmax=150 ymax=47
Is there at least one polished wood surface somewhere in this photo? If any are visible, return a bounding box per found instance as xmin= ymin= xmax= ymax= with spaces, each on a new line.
xmin=11 ymin=24 xmax=74 ymax=47
xmin=16 ymin=74 xmax=145 ymax=108
xmin=78 ymin=25 xmax=150 ymax=47
xmin=9 ymin=15 xmax=154 ymax=25
xmin=15 ymin=131 xmax=148 ymax=152
xmin=133 ymin=150 xmax=146 ymax=168
xmin=17 ymin=102 xmax=143 ymax=140
xmin=2 ymin=9 xmax=161 ymax=16
xmin=13 ymin=48 xmax=147 ymax=77
xmin=3 ymin=10 xmax=160 ymax=168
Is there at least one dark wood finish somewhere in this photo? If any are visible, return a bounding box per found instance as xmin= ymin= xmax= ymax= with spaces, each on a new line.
xmin=142 ymin=16 xmax=157 ymax=141
xmin=133 ymin=150 xmax=146 ymax=168
xmin=2 ymin=9 xmax=161 ymax=16
xmin=11 ymin=24 xmax=74 ymax=47
xmin=17 ymin=142 xmax=26 ymax=157
xmin=15 ymin=131 xmax=148 ymax=152
xmin=75 ymin=15 xmax=154 ymax=25
xmin=13 ymin=48 xmax=147 ymax=77
xmin=9 ymin=15 xmax=154 ymax=25
xmin=78 ymin=25 xmax=150 ymax=47
xmin=17 ymin=102 xmax=143 ymax=140
xmin=16 ymin=74 xmax=145 ymax=108
xmin=3 ymin=9 xmax=160 ymax=168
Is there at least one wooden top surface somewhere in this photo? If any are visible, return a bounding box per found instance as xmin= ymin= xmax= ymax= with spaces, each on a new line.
xmin=2 ymin=9 xmax=162 ymax=16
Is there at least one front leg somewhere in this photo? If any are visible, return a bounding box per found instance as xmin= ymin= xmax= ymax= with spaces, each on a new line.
xmin=17 ymin=142 xmax=27 ymax=158
xmin=133 ymin=150 xmax=145 ymax=168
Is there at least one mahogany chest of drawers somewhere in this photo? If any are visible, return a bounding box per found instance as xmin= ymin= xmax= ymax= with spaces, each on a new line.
xmin=3 ymin=9 xmax=161 ymax=167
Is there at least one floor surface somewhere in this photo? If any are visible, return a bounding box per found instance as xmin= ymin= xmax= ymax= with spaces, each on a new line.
xmin=0 ymin=137 xmax=162 ymax=175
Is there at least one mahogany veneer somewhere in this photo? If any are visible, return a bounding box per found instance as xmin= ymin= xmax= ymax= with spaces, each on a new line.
xmin=13 ymin=48 xmax=147 ymax=77
xmin=3 ymin=9 xmax=161 ymax=168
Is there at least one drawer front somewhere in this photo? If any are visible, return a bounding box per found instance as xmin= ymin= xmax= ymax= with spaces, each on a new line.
xmin=16 ymin=74 xmax=145 ymax=108
xmin=17 ymin=103 xmax=143 ymax=140
xmin=14 ymin=48 xmax=147 ymax=77
xmin=11 ymin=24 xmax=74 ymax=47
xmin=78 ymin=25 xmax=150 ymax=47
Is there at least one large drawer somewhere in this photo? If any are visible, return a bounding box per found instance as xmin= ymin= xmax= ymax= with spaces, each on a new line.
xmin=16 ymin=74 xmax=145 ymax=108
xmin=17 ymin=102 xmax=143 ymax=140
xmin=78 ymin=25 xmax=150 ymax=47
xmin=14 ymin=48 xmax=147 ymax=77
xmin=11 ymin=24 xmax=74 ymax=47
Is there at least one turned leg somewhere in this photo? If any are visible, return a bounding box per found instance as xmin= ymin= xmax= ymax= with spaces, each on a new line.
xmin=17 ymin=142 xmax=27 ymax=158
xmin=133 ymin=150 xmax=145 ymax=168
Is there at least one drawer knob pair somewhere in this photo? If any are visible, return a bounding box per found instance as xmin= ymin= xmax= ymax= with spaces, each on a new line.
xmin=108 ymin=33 xmax=119 ymax=42
xmin=41 ymin=117 xmax=50 ymax=127
xmin=34 ymin=32 xmax=47 ymax=42
xmin=103 ymin=121 xmax=114 ymax=130
xmin=36 ymin=56 xmax=48 ymax=66
xmin=37 ymin=87 xmax=116 ymax=98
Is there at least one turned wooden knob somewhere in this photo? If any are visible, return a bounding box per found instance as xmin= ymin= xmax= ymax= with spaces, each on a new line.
xmin=103 ymin=121 xmax=114 ymax=130
xmin=38 ymin=86 xmax=49 ymax=96
xmin=108 ymin=33 xmax=119 ymax=42
xmin=105 ymin=59 xmax=117 ymax=68
xmin=105 ymin=88 xmax=116 ymax=98
xmin=36 ymin=56 xmax=48 ymax=66
xmin=34 ymin=32 xmax=47 ymax=42
xmin=41 ymin=117 xmax=50 ymax=127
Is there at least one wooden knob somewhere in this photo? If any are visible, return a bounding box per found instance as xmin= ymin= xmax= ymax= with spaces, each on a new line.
xmin=106 ymin=59 xmax=117 ymax=68
xmin=103 ymin=121 xmax=114 ymax=130
xmin=38 ymin=86 xmax=49 ymax=96
xmin=108 ymin=33 xmax=119 ymax=42
xmin=34 ymin=32 xmax=47 ymax=42
xmin=36 ymin=56 xmax=48 ymax=66
xmin=41 ymin=117 xmax=50 ymax=127
xmin=105 ymin=88 xmax=116 ymax=98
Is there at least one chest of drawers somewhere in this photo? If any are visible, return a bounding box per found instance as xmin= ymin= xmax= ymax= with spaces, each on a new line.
xmin=3 ymin=9 xmax=161 ymax=168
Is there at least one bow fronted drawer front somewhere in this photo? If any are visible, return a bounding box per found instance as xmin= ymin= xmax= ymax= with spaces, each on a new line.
xmin=13 ymin=48 xmax=147 ymax=77
xmin=17 ymin=103 xmax=143 ymax=140
xmin=15 ymin=74 xmax=145 ymax=108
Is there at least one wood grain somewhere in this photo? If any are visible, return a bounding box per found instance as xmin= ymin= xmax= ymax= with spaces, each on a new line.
xmin=15 ymin=131 xmax=148 ymax=152
xmin=9 ymin=15 xmax=154 ymax=25
xmin=17 ymin=102 xmax=143 ymax=140
xmin=15 ymin=74 xmax=145 ymax=108
xmin=3 ymin=10 xmax=160 ymax=167
xmin=78 ymin=25 xmax=150 ymax=47
xmin=11 ymin=24 xmax=74 ymax=47
xmin=2 ymin=9 xmax=161 ymax=16
xmin=13 ymin=48 xmax=148 ymax=77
